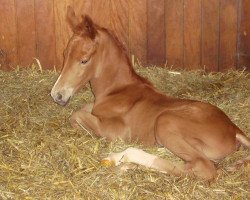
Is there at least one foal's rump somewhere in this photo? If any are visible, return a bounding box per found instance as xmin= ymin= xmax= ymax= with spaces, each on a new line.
xmin=153 ymin=100 xmax=240 ymax=159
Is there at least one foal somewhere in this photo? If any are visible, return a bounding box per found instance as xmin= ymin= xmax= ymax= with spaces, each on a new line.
xmin=51 ymin=6 xmax=249 ymax=180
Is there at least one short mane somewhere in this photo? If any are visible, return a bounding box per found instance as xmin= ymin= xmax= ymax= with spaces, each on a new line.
xmin=98 ymin=26 xmax=127 ymax=52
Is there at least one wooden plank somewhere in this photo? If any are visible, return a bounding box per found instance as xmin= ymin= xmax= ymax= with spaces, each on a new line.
xmin=54 ymin=0 xmax=73 ymax=69
xmin=165 ymin=0 xmax=184 ymax=69
xmin=238 ymin=0 xmax=250 ymax=71
xmin=202 ymin=0 xmax=220 ymax=72
xmin=16 ymin=0 xmax=36 ymax=66
xmin=73 ymin=0 xmax=95 ymax=50
xmin=88 ymin=0 xmax=111 ymax=28
xmin=147 ymin=0 xmax=166 ymax=65
xmin=183 ymin=0 xmax=202 ymax=69
xmin=74 ymin=0 xmax=93 ymax=17
xmin=219 ymin=0 xmax=238 ymax=71
xmin=35 ymin=0 xmax=56 ymax=69
xmin=109 ymin=0 xmax=129 ymax=51
xmin=0 ymin=0 xmax=18 ymax=70
xmin=128 ymin=0 xmax=147 ymax=64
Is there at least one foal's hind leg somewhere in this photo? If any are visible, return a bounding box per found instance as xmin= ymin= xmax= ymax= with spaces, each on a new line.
xmin=101 ymin=147 xmax=185 ymax=176
xmin=156 ymin=115 xmax=217 ymax=180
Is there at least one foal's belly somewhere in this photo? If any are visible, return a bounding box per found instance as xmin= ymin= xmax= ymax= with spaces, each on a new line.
xmin=122 ymin=103 xmax=163 ymax=146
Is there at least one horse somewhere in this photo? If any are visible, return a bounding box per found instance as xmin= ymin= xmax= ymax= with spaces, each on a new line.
xmin=51 ymin=6 xmax=250 ymax=180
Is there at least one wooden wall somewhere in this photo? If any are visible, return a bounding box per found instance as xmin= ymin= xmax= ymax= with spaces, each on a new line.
xmin=0 ymin=0 xmax=249 ymax=71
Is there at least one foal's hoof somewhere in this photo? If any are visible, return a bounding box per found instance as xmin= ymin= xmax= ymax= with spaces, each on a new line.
xmin=101 ymin=151 xmax=127 ymax=167
xmin=100 ymin=159 xmax=116 ymax=167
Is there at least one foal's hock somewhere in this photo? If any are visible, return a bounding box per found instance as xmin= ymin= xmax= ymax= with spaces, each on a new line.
xmin=51 ymin=6 xmax=250 ymax=180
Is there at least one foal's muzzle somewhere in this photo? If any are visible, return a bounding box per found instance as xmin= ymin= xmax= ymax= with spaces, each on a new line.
xmin=51 ymin=74 xmax=74 ymax=106
xmin=52 ymin=92 xmax=70 ymax=106
xmin=51 ymin=88 xmax=73 ymax=106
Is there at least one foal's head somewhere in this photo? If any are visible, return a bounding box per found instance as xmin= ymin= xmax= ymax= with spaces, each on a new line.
xmin=51 ymin=7 xmax=99 ymax=105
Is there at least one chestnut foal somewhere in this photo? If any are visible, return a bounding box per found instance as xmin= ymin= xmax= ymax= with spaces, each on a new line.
xmin=51 ymin=7 xmax=249 ymax=180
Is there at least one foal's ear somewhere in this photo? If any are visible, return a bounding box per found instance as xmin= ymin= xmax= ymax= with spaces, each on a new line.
xmin=66 ymin=6 xmax=79 ymax=31
xmin=81 ymin=15 xmax=97 ymax=40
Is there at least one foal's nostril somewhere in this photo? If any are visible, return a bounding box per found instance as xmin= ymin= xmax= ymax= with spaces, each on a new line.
xmin=56 ymin=93 xmax=63 ymax=101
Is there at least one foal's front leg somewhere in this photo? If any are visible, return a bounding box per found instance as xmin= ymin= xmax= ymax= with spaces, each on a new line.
xmin=82 ymin=103 xmax=94 ymax=113
xmin=70 ymin=103 xmax=102 ymax=137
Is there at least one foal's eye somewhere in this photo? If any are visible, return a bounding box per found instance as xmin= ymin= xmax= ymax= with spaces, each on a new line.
xmin=80 ymin=59 xmax=88 ymax=65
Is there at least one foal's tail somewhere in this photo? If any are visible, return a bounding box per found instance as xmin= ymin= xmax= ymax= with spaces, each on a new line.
xmin=227 ymin=132 xmax=250 ymax=171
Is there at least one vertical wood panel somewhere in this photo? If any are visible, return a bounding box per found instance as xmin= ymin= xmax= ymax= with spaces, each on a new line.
xmin=202 ymin=0 xmax=219 ymax=71
xmin=110 ymin=1 xmax=129 ymax=50
xmin=165 ymin=0 xmax=184 ymax=69
xmin=35 ymin=0 xmax=56 ymax=69
xmin=92 ymin=0 xmax=129 ymax=51
xmin=73 ymin=0 xmax=93 ymax=16
xmin=238 ymin=0 xmax=250 ymax=71
xmin=147 ymin=0 xmax=166 ymax=65
xmin=0 ymin=0 xmax=247 ymax=71
xmin=184 ymin=0 xmax=202 ymax=69
xmin=0 ymin=0 xmax=17 ymax=70
xmin=89 ymin=0 xmax=111 ymax=28
xmin=219 ymin=0 xmax=238 ymax=71
xmin=16 ymin=0 xmax=36 ymax=66
xmin=54 ymin=0 xmax=73 ymax=69
xmin=129 ymin=0 xmax=147 ymax=64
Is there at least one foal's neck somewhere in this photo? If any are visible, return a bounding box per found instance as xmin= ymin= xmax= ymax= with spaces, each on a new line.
xmin=90 ymin=31 xmax=144 ymax=99
xmin=90 ymin=55 xmax=139 ymax=99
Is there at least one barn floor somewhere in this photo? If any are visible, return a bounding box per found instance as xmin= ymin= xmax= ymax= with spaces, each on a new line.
xmin=0 ymin=64 xmax=249 ymax=199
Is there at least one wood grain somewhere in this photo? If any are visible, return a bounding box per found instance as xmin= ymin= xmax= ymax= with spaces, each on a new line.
xmin=0 ymin=0 xmax=17 ymax=70
xmin=128 ymin=0 xmax=147 ymax=63
xmin=219 ymin=0 xmax=238 ymax=71
xmin=35 ymin=0 xmax=56 ymax=69
xmin=184 ymin=0 xmax=202 ymax=69
xmin=16 ymin=0 xmax=36 ymax=66
xmin=165 ymin=0 xmax=184 ymax=69
xmin=89 ymin=0 xmax=111 ymax=28
xmin=238 ymin=0 xmax=250 ymax=71
xmin=0 ymin=0 xmax=248 ymax=71
xmin=202 ymin=0 xmax=220 ymax=72
xmin=54 ymin=0 xmax=73 ymax=69
xmin=147 ymin=0 xmax=166 ymax=65
xmin=73 ymin=0 xmax=93 ymax=17
xmin=110 ymin=0 xmax=129 ymax=51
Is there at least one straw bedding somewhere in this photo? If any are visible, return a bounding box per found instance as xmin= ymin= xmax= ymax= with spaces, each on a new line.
xmin=0 ymin=64 xmax=249 ymax=199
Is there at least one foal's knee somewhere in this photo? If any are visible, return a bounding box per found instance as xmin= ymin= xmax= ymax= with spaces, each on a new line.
xmin=69 ymin=112 xmax=82 ymax=128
